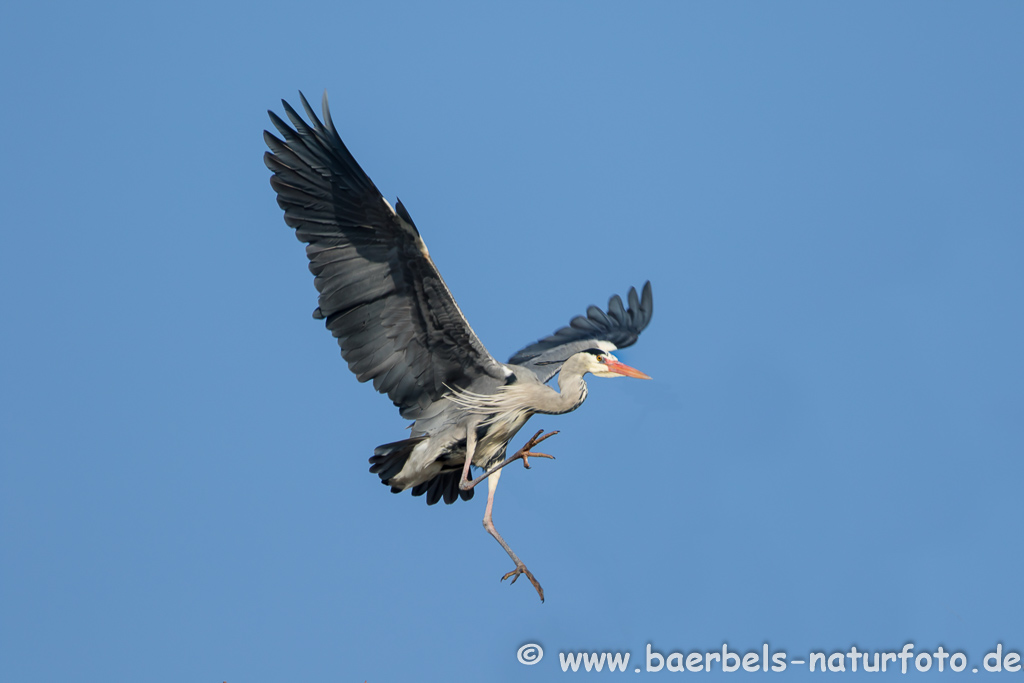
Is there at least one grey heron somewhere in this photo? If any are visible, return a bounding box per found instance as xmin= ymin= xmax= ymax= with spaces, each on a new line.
xmin=264 ymin=93 xmax=654 ymax=602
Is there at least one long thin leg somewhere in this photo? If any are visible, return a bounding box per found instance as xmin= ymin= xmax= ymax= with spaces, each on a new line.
xmin=458 ymin=422 xmax=478 ymax=490
xmin=460 ymin=430 xmax=558 ymax=492
xmin=482 ymin=468 xmax=544 ymax=602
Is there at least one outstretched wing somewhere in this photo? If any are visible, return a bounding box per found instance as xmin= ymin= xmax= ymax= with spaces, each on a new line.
xmin=509 ymin=282 xmax=654 ymax=383
xmin=264 ymin=92 xmax=508 ymax=419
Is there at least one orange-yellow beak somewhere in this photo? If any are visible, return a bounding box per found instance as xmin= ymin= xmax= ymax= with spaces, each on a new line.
xmin=604 ymin=359 xmax=652 ymax=380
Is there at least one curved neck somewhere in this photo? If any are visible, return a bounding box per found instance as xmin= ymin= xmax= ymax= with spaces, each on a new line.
xmin=541 ymin=354 xmax=590 ymax=415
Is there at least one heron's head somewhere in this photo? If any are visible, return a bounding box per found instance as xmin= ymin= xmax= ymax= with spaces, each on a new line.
xmin=581 ymin=348 xmax=651 ymax=380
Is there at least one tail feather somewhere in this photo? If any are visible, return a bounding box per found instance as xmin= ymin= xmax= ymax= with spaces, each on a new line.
xmin=410 ymin=470 xmax=474 ymax=505
xmin=368 ymin=437 xmax=474 ymax=505
xmin=368 ymin=437 xmax=424 ymax=482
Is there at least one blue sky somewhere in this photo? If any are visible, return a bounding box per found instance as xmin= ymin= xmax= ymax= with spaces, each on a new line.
xmin=2 ymin=2 xmax=1022 ymax=681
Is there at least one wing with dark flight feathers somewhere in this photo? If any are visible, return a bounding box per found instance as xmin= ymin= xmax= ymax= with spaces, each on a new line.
xmin=509 ymin=282 xmax=653 ymax=383
xmin=264 ymin=92 xmax=508 ymax=418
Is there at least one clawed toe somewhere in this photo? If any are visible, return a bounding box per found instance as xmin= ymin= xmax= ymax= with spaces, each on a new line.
xmin=502 ymin=563 xmax=545 ymax=602
xmin=520 ymin=450 xmax=555 ymax=469
xmin=522 ymin=429 xmax=559 ymax=451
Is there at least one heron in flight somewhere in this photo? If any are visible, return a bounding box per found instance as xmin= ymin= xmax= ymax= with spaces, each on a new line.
xmin=264 ymin=93 xmax=654 ymax=602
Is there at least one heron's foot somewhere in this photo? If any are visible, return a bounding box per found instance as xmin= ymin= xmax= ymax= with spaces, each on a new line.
xmin=516 ymin=429 xmax=558 ymax=470
xmin=502 ymin=562 xmax=545 ymax=602
xmin=460 ymin=430 xmax=559 ymax=491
